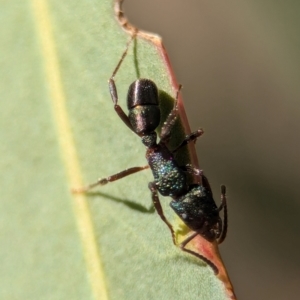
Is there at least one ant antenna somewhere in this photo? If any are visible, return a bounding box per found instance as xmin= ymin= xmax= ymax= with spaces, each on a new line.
xmin=110 ymin=32 xmax=137 ymax=80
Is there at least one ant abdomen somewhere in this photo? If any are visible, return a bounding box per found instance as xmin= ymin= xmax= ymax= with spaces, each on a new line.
xmin=170 ymin=185 xmax=221 ymax=241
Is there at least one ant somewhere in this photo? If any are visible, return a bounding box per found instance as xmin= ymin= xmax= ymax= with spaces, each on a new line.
xmin=74 ymin=35 xmax=228 ymax=273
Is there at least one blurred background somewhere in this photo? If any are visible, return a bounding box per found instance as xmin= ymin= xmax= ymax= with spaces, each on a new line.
xmin=123 ymin=1 xmax=300 ymax=299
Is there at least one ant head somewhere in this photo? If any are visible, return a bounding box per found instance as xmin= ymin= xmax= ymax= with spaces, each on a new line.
xmin=127 ymin=79 xmax=159 ymax=109
xmin=127 ymin=79 xmax=161 ymax=134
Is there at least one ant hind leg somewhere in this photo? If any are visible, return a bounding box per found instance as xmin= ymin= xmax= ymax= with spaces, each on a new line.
xmin=179 ymin=232 xmax=219 ymax=274
xmin=148 ymin=182 xmax=176 ymax=245
xmin=217 ymin=185 xmax=228 ymax=244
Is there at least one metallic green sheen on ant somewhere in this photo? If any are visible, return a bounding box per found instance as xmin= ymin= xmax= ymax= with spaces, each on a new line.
xmin=74 ymin=36 xmax=228 ymax=274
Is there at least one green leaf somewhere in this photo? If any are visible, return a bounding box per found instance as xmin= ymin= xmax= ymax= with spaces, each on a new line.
xmin=0 ymin=0 xmax=234 ymax=299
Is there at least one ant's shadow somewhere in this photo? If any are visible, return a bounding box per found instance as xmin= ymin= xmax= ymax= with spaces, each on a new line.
xmin=86 ymin=191 xmax=155 ymax=214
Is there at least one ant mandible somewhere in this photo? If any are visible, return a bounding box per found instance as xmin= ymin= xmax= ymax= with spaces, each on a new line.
xmin=74 ymin=35 xmax=228 ymax=273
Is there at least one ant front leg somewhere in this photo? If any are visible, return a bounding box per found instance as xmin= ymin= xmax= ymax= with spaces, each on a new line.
xmin=160 ymin=85 xmax=182 ymax=143
xmin=148 ymin=182 xmax=176 ymax=245
xmin=172 ymin=129 xmax=204 ymax=154
xmin=72 ymin=165 xmax=149 ymax=193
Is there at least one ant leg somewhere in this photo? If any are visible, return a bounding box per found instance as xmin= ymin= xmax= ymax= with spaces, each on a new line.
xmin=201 ymin=174 xmax=213 ymax=193
xmin=108 ymin=34 xmax=138 ymax=132
xmin=148 ymin=182 xmax=176 ymax=245
xmin=179 ymin=232 xmax=219 ymax=274
xmin=172 ymin=129 xmax=204 ymax=154
xmin=72 ymin=165 xmax=149 ymax=193
xmin=160 ymin=85 xmax=182 ymax=143
xmin=217 ymin=185 xmax=228 ymax=244
xmin=181 ymin=165 xmax=202 ymax=177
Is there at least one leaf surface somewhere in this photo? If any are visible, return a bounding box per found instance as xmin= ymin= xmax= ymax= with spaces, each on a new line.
xmin=0 ymin=0 xmax=234 ymax=299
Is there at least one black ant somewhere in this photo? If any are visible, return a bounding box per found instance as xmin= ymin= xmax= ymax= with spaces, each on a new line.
xmin=74 ymin=35 xmax=228 ymax=274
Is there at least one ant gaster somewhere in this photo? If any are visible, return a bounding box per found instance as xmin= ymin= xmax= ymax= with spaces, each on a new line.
xmin=74 ymin=35 xmax=228 ymax=274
